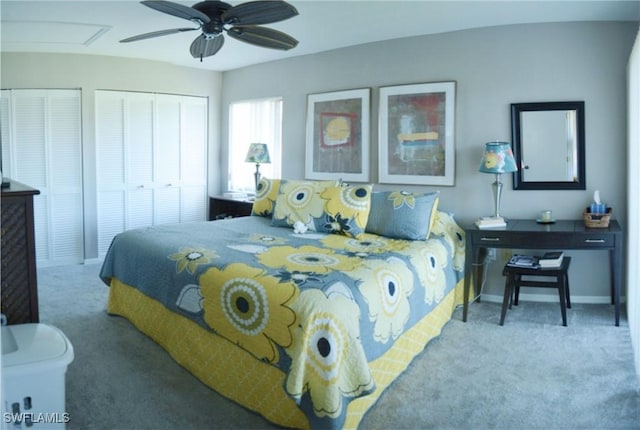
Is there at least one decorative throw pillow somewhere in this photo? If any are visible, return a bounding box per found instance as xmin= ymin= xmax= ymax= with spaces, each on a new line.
xmin=271 ymin=180 xmax=372 ymax=239
xmin=271 ymin=179 xmax=338 ymax=227
xmin=319 ymin=183 xmax=373 ymax=238
xmin=251 ymin=178 xmax=281 ymax=217
xmin=365 ymin=191 xmax=440 ymax=240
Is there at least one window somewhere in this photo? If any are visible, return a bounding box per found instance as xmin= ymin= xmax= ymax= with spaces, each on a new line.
xmin=228 ymin=97 xmax=282 ymax=193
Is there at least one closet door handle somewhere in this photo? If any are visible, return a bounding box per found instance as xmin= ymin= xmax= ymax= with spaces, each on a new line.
xmin=137 ymin=185 xmax=145 ymax=189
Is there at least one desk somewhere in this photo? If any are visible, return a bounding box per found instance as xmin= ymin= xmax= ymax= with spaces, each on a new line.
xmin=463 ymin=219 xmax=623 ymax=326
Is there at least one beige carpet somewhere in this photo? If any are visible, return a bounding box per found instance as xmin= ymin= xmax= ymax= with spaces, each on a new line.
xmin=36 ymin=263 xmax=640 ymax=430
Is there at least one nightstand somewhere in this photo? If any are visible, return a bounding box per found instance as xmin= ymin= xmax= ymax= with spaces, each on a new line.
xmin=209 ymin=196 xmax=254 ymax=221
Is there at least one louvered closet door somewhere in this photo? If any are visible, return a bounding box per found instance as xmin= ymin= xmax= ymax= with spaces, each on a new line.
xmin=155 ymin=94 xmax=181 ymax=225
xmin=155 ymin=94 xmax=207 ymax=224
xmin=96 ymin=91 xmax=155 ymax=253
xmin=0 ymin=89 xmax=83 ymax=266
xmin=126 ymin=93 xmax=155 ymax=229
xmin=48 ymin=91 xmax=84 ymax=263
xmin=179 ymin=96 xmax=207 ymax=222
xmin=95 ymin=91 xmax=126 ymax=255
xmin=96 ymin=91 xmax=207 ymax=257
xmin=11 ymin=92 xmax=49 ymax=263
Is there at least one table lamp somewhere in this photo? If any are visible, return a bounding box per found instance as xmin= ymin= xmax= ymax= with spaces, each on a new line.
xmin=478 ymin=141 xmax=518 ymax=223
xmin=245 ymin=143 xmax=271 ymax=192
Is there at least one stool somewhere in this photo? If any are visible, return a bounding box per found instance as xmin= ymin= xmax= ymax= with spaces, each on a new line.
xmin=500 ymin=256 xmax=571 ymax=326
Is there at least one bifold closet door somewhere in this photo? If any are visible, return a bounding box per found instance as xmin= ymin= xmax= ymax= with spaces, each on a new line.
xmin=155 ymin=94 xmax=182 ymax=225
xmin=95 ymin=91 xmax=155 ymax=254
xmin=156 ymin=94 xmax=208 ymax=224
xmin=179 ymin=96 xmax=208 ymax=223
xmin=95 ymin=91 xmax=207 ymax=256
xmin=0 ymin=89 xmax=84 ymax=266
xmin=125 ymin=93 xmax=155 ymax=230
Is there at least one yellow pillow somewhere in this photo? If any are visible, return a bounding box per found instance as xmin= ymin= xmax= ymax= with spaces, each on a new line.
xmin=251 ymin=178 xmax=281 ymax=217
xmin=271 ymin=179 xmax=338 ymax=227
xmin=271 ymin=180 xmax=372 ymax=238
xmin=320 ymin=184 xmax=373 ymax=238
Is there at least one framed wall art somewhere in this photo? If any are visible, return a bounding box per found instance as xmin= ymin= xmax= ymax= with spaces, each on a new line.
xmin=378 ymin=81 xmax=456 ymax=185
xmin=305 ymin=88 xmax=370 ymax=182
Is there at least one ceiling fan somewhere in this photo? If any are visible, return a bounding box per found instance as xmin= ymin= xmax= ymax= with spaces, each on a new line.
xmin=120 ymin=0 xmax=299 ymax=61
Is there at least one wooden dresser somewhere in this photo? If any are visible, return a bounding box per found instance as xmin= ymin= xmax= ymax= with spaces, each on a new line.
xmin=1 ymin=179 xmax=40 ymax=324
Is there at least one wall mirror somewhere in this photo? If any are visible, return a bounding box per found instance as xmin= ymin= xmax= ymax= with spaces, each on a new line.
xmin=511 ymin=101 xmax=585 ymax=190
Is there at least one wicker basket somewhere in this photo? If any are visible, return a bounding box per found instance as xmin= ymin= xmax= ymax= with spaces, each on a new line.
xmin=583 ymin=207 xmax=611 ymax=228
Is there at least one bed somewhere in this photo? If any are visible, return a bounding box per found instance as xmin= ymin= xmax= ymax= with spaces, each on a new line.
xmin=100 ymin=179 xmax=466 ymax=429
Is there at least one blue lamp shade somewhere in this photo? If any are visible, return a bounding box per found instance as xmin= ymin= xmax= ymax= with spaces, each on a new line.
xmin=245 ymin=143 xmax=271 ymax=164
xmin=479 ymin=141 xmax=517 ymax=174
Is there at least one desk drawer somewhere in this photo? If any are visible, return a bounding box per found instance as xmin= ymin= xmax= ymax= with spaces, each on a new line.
xmin=474 ymin=232 xmax=574 ymax=248
xmin=572 ymin=234 xmax=614 ymax=248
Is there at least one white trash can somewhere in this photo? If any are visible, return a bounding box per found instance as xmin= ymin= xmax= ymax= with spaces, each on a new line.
xmin=2 ymin=323 xmax=74 ymax=429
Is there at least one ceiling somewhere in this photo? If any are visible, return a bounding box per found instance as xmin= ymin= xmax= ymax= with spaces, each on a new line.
xmin=2 ymin=0 xmax=639 ymax=72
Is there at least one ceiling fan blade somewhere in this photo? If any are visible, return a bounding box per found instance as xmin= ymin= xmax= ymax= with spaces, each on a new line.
xmin=227 ymin=26 xmax=298 ymax=50
xmin=142 ymin=0 xmax=211 ymax=24
xmin=120 ymin=27 xmax=197 ymax=43
xmin=221 ymin=1 xmax=298 ymax=25
xmin=190 ymin=34 xmax=225 ymax=59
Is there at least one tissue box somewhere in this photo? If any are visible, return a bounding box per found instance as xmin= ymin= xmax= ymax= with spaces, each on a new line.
xmin=589 ymin=203 xmax=607 ymax=214
xmin=583 ymin=206 xmax=612 ymax=228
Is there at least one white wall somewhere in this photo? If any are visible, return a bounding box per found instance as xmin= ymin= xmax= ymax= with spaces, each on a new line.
xmin=0 ymin=53 xmax=223 ymax=260
xmin=221 ymin=22 xmax=639 ymax=300
xmin=627 ymin=28 xmax=640 ymax=381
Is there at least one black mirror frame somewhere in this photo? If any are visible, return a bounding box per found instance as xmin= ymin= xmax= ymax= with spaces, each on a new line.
xmin=511 ymin=101 xmax=586 ymax=190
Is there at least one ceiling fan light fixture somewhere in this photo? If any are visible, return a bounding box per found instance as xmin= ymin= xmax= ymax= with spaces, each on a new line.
xmin=190 ymin=32 xmax=225 ymax=60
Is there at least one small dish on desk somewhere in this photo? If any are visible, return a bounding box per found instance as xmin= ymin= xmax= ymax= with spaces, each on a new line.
xmin=536 ymin=218 xmax=556 ymax=224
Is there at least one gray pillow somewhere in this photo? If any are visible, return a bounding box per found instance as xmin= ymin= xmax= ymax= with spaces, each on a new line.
xmin=365 ymin=191 xmax=440 ymax=240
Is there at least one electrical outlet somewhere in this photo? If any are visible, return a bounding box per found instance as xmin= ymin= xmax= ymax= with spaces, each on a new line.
xmin=486 ymin=248 xmax=496 ymax=261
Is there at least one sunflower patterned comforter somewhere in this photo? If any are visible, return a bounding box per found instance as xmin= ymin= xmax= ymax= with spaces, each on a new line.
xmin=100 ymin=211 xmax=465 ymax=429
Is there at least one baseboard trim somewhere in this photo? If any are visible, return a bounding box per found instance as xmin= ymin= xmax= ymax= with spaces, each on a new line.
xmin=480 ymin=293 xmax=623 ymax=305
xmin=83 ymin=258 xmax=103 ymax=265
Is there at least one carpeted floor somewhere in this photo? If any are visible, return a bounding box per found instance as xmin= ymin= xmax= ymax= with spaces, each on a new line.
xmin=36 ymin=263 xmax=640 ymax=429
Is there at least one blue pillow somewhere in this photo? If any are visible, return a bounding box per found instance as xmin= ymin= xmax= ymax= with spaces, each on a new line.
xmin=365 ymin=191 xmax=440 ymax=240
